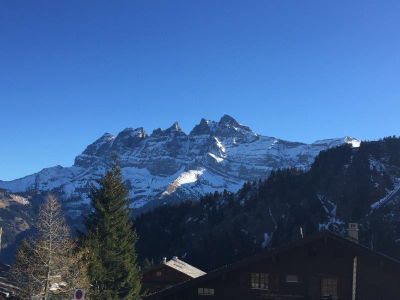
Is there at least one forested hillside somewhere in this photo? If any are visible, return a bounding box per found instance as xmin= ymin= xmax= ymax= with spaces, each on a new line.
xmin=136 ymin=137 xmax=400 ymax=271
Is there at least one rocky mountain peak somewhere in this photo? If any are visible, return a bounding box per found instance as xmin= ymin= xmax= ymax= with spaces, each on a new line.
xmin=99 ymin=132 xmax=115 ymax=141
xmin=151 ymin=122 xmax=185 ymax=137
xmin=219 ymin=114 xmax=239 ymax=126
xmin=78 ymin=132 xmax=115 ymax=158
xmin=218 ymin=114 xmax=252 ymax=132
xmin=190 ymin=115 xmax=253 ymax=137
xmin=164 ymin=122 xmax=184 ymax=135
xmin=151 ymin=128 xmax=164 ymax=137
xmin=111 ymin=127 xmax=147 ymax=149
xmin=118 ymin=127 xmax=147 ymax=138
xmin=114 ymin=127 xmax=147 ymax=144
xmin=190 ymin=118 xmax=213 ymax=136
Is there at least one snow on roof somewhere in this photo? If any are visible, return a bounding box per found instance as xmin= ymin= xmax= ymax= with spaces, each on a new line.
xmin=164 ymin=257 xmax=206 ymax=278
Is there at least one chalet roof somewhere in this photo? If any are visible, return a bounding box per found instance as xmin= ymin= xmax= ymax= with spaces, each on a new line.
xmin=145 ymin=230 xmax=400 ymax=299
xmin=163 ymin=257 xmax=206 ymax=279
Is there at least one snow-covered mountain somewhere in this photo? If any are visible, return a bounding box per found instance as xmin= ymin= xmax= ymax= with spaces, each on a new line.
xmin=0 ymin=115 xmax=360 ymax=213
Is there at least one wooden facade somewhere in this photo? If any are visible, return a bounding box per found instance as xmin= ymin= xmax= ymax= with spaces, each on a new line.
xmin=145 ymin=231 xmax=400 ymax=300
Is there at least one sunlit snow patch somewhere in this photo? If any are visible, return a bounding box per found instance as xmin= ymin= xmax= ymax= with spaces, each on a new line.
xmin=214 ymin=137 xmax=226 ymax=153
xmin=10 ymin=194 xmax=29 ymax=205
xmin=162 ymin=169 xmax=205 ymax=196
xmin=344 ymin=137 xmax=361 ymax=148
xmin=370 ymin=179 xmax=400 ymax=211
xmin=208 ymin=152 xmax=224 ymax=163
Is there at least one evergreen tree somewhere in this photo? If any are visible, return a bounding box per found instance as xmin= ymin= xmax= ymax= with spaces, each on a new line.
xmin=85 ymin=163 xmax=141 ymax=299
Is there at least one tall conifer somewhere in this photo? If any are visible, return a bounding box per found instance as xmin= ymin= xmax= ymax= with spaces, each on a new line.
xmin=85 ymin=163 xmax=141 ymax=299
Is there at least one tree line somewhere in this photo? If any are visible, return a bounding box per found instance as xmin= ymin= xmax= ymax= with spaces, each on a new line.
xmin=11 ymin=163 xmax=141 ymax=299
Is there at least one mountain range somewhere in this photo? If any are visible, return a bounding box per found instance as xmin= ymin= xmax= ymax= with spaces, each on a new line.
xmin=0 ymin=115 xmax=360 ymax=214
xmin=0 ymin=115 xmax=363 ymax=262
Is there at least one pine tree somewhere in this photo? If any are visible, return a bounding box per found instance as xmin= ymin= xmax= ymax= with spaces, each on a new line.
xmin=85 ymin=163 xmax=141 ymax=299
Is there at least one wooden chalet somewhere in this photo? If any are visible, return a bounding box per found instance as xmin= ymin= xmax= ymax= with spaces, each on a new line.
xmin=143 ymin=256 xmax=206 ymax=294
xmin=145 ymin=229 xmax=400 ymax=300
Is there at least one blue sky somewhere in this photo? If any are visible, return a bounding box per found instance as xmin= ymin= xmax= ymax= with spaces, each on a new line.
xmin=1 ymin=0 xmax=399 ymax=180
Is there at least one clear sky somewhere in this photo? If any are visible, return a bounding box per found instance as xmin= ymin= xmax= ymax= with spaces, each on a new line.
xmin=1 ymin=0 xmax=399 ymax=181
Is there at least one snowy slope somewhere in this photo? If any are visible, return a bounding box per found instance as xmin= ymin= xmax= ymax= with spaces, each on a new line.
xmin=0 ymin=115 xmax=360 ymax=212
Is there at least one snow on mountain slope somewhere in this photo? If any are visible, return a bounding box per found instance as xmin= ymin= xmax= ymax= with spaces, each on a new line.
xmin=0 ymin=115 xmax=360 ymax=212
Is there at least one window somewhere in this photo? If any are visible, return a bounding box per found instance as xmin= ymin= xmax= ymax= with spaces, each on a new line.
xmin=321 ymin=278 xmax=338 ymax=299
xmin=286 ymin=274 xmax=299 ymax=283
xmin=198 ymin=288 xmax=214 ymax=296
xmin=250 ymin=273 xmax=269 ymax=289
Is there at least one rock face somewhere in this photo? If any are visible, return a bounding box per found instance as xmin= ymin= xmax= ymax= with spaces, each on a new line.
xmin=0 ymin=115 xmax=359 ymax=213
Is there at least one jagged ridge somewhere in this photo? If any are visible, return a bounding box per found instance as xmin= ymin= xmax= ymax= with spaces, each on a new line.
xmin=0 ymin=115 xmax=360 ymax=213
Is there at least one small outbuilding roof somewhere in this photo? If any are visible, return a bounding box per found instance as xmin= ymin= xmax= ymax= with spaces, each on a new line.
xmin=163 ymin=257 xmax=206 ymax=278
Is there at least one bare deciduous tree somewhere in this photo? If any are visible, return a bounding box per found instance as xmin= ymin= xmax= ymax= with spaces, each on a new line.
xmin=11 ymin=194 xmax=89 ymax=299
